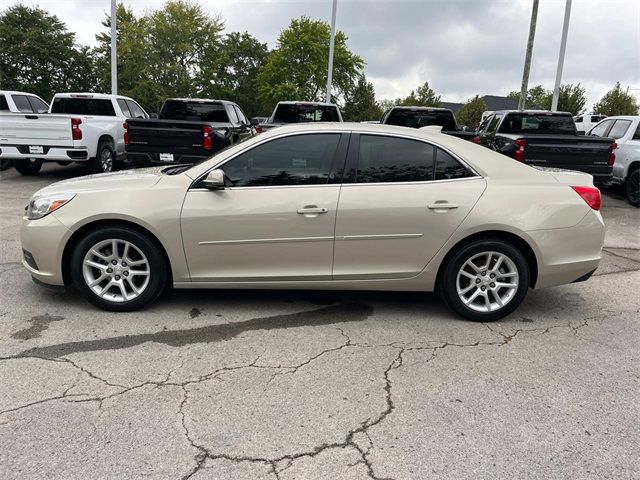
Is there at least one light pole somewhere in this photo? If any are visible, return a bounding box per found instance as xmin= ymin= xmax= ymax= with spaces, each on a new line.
xmin=111 ymin=0 xmax=117 ymax=95
xmin=518 ymin=0 xmax=539 ymax=110
xmin=551 ymin=0 xmax=572 ymax=111
xmin=325 ymin=0 xmax=337 ymax=103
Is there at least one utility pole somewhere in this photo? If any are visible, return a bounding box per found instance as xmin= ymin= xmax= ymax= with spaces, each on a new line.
xmin=518 ymin=0 xmax=539 ymax=110
xmin=551 ymin=0 xmax=572 ymax=111
xmin=110 ymin=0 xmax=118 ymax=95
xmin=325 ymin=0 xmax=337 ymax=103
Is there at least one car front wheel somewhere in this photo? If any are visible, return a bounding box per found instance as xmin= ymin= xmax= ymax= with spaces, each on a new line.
xmin=440 ymin=239 xmax=530 ymax=321
xmin=70 ymin=227 xmax=167 ymax=311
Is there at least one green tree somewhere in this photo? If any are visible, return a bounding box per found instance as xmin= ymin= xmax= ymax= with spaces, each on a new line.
xmin=507 ymin=85 xmax=551 ymax=110
xmin=342 ymin=76 xmax=383 ymax=122
xmin=398 ymin=81 xmax=441 ymax=107
xmin=456 ymin=95 xmax=486 ymax=128
xmin=555 ymin=83 xmax=586 ymax=115
xmin=257 ymin=17 xmax=363 ymax=110
xmin=0 ymin=4 xmax=98 ymax=101
xmin=200 ymin=32 xmax=269 ymax=117
xmin=593 ymin=82 xmax=639 ymax=116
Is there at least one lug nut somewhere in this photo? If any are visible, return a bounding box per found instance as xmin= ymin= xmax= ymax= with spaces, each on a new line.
xmin=490 ymin=282 xmax=496 ymax=288
xmin=115 ymin=275 xmax=120 ymax=280
xmin=475 ymin=278 xmax=481 ymax=284
xmin=123 ymin=271 xmax=129 ymax=276
xmin=111 ymin=260 xmax=117 ymax=265
xmin=107 ymin=268 xmax=113 ymax=273
xmin=481 ymin=286 xmax=486 ymax=291
xmin=122 ymin=262 xmax=127 ymax=267
xmin=490 ymin=273 xmax=495 ymax=279
xmin=481 ymin=271 xmax=486 ymax=276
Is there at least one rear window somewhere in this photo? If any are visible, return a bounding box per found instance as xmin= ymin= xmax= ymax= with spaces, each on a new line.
xmin=51 ymin=97 xmax=116 ymax=116
xmin=385 ymin=109 xmax=457 ymax=131
xmin=272 ymin=104 xmax=340 ymax=123
xmin=160 ymin=101 xmax=229 ymax=122
xmin=499 ymin=113 xmax=576 ymax=135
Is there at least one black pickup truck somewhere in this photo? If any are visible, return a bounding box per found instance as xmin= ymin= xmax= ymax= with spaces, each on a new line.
xmin=125 ymin=99 xmax=255 ymax=165
xmin=475 ymin=110 xmax=616 ymax=185
xmin=380 ymin=106 xmax=476 ymax=141
xmin=257 ymin=101 xmax=343 ymax=133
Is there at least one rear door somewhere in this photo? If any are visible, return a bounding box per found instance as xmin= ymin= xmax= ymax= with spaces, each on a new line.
xmin=332 ymin=133 xmax=486 ymax=279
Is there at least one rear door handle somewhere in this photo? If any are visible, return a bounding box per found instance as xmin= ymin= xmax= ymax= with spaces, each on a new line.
xmin=297 ymin=206 xmax=328 ymax=215
xmin=428 ymin=202 xmax=459 ymax=210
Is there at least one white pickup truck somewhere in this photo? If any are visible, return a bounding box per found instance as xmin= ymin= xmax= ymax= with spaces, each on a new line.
xmin=0 ymin=92 xmax=148 ymax=175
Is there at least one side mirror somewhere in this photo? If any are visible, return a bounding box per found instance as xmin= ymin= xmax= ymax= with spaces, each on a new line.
xmin=202 ymin=169 xmax=227 ymax=190
xmin=249 ymin=117 xmax=260 ymax=126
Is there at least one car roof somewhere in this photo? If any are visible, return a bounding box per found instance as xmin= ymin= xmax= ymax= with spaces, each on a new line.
xmin=493 ymin=109 xmax=573 ymax=115
xmin=277 ymin=101 xmax=338 ymax=107
xmin=165 ymin=98 xmax=234 ymax=104
xmin=596 ymin=115 xmax=639 ymax=120
xmin=0 ymin=90 xmax=43 ymax=96
xmin=52 ymin=92 xmax=136 ymax=101
xmin=390 ymin=106 xmax=452 ymax=112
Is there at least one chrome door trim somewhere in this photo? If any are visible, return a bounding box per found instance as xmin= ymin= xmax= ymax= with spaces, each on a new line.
xmin=336 ymin=233 xmax=423 ymax=241
xmin=198 ymin=236 xmax=334 ymax=246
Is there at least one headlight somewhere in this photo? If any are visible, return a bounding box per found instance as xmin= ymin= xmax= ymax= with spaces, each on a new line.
xmin=26 ymin=193 xmax=76 ymax=220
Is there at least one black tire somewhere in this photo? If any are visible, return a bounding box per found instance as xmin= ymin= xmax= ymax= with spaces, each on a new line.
xmin=0 ymin=159 xmax=12 ymax=171
xmin=70 ymin=226 xmax=167 ymax=311
xmin=439 ymin=239 xmax=530 ymax=322
xmin=89 ymin=141 xmax=115 ymax=174
xmin=626 ymin=169 xmax=639 ymax=207
xmin=56 ymin=161 xmax=72 ymax=166
xmin=14 ymin=158 xmax=43 ymax=175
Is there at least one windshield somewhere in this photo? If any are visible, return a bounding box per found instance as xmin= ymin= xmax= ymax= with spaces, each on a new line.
xmin=499 ymin=113 xmax=576 ymax=135
xmin=385 ymin=109 xmax=457 ymax=130
xmin=272 ymin=104 xmax=340 ymax=123
xmin=160 ymin=100 xmax=229 ymax=122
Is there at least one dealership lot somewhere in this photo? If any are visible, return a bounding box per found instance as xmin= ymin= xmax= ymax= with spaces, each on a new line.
xmin=0 ymin=164 xmax=638 ymax=479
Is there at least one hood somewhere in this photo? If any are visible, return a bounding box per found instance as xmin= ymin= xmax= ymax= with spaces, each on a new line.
xmin=34 ymin=167 xmax=165 ymax=197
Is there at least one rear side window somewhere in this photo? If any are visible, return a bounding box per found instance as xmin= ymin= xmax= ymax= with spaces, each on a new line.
xmin=160 ymin=101 xmax=229 ymax=122
xmin=0 ymin=94 xmax=9 ymax=111
xmin=608 ymin=119 xmax=632 ymax=139
xmin=117 ymin=99 xmax=131 ymax=117
xmin=27 ymin=96 xmax=49 ymax=113
xmin=385 ymin=109 xmax=457 ymax=130
xmin=126 ymin=100 xmax=145 ymax=118
xmin=355 ymin=135 xmax=434 ymax=183
xmin=434 ymin=148 xmax=473 ymax=180
xmin=12 ymin=95 xmax=33 ymax=113
xmin=222 ymin=134 xmax=341 ymax=187
xmin=51 ymin=98 xmax=116 ymax=116
xmin=500 ymin=113 xmax=575 ymax=134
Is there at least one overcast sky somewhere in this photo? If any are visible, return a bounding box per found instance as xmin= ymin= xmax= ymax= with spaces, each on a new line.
xmin=9 ymin=0 xmax=640 ymax=108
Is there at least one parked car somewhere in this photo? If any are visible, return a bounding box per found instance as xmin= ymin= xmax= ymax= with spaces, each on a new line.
xmin=474 ymin=110 xmax=616 ymax=185
xmin=0 ymin=92 xmax=148 ymax=175
xmin=587 ymin=116 xmax=639 ymax=206
xmin=258 ymin=101 xmax=343 ymax=132
xmin=380 ymin=106 xmax=476 ymax=141
xmin=575 ymin=113 xmax=607 ymax=133
xmin=21 ymin=123 xmax=604 ymax=321
xmin=125 ymin=98 xmax=255 ymax=166
xmin=0 ymin=90 xmax=50 ymax=171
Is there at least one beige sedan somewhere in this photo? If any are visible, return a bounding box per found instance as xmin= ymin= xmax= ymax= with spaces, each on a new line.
xmin=21 ymin=123 xmax=604 ymax=321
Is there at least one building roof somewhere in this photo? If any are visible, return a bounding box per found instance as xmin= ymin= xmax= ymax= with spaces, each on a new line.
xmin=440 ymin=96 xmax=518 ymax=115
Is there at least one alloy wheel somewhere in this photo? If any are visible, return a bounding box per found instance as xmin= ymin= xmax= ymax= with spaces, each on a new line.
xmin=101 ymin=148 xmax=114 ymax=172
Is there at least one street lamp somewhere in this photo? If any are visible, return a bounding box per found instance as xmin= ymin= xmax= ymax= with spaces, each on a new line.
xmin=326 ymin=0 xmax=337 ymax=103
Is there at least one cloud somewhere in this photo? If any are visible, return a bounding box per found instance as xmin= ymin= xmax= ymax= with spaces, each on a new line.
xmin=7 ymin=0 xmax=640 ymax=109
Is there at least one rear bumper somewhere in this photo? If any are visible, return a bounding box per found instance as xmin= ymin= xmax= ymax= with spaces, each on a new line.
xmin=0 ymin=145 xmax=89 ymax=162
xmin=126 ymin=150 xmax=213 ymax=166
xmin=529 ymin=210 xmax=605 ymax=289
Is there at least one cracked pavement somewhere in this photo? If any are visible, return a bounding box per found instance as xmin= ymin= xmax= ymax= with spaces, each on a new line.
xmin=1 ymin=164 xmax=639 ymax=479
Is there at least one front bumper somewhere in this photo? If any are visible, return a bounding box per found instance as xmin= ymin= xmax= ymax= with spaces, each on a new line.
xmin=529 ymin=210 xmax=605 ymax=289
xmin=0 ymin=145 xmax=89 ymax=162
xmin=20 ymin=213 xmax=71 ymax=286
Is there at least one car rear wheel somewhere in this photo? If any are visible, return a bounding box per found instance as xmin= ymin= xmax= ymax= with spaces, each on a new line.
xmin=440 ymin=239 xmax=530 ymax=321
xmin=70 ymin=227 xmax=167 ymax=311
xmin=89 ymin=141 xmax=114 ymax=174
xmin=0 ymin=159 xmax=12 ymax=171
xmin=14 ymin=158 xmax=43 ymax=175
xmin=626 ymin=169 xmax=639 ymax=207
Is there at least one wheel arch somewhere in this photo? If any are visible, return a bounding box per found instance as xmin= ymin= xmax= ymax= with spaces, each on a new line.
xmin=61 ymin=219 xmax=173 ymax=286
xmin=434 ymin=230 xmax=539 ymax=290
xmin=626 ymin=159 xmax=639 ymax=177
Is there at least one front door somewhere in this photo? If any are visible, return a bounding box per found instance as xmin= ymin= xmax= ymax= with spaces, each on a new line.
xmin=181 ymin=132 xmax=348 ymax=282
xmin=333 ymin=133 xmax=486 ymax=279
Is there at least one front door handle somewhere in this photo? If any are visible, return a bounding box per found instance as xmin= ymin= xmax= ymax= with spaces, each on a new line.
xmin=297 ymin=206 xmax=328 ymax=215
xmin=428 ymin=202 xmax=459 ymax=210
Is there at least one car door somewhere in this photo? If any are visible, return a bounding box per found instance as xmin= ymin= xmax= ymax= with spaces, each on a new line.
xmin=181 ymin=132 xmax=348 ymax=282
xmin=333 ymin=133 xmax=486 ymax=280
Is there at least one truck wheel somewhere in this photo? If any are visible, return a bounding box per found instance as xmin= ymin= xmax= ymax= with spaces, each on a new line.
xmin=14 ymin=158 xmax=43 ymax=175
xmin=0 ymin=159 xmax=12 ymax=171
xmin=626 ymin=169 xmax=639 ymax=207
xmin=89 ymin=142 xmax=114 ymax=174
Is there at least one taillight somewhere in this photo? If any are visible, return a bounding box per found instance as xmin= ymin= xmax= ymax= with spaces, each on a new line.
xmin=202 ymin=126 xmax=213 ymax=150
xmin=608 ymin=142 xmax=617 ymax=166
xmin=472 ymin=136 xmax=480 ymax=144
xmin=571 ymin=185 xmax=601 ymax=211
xmin=255 ymin=126 xmax=263 ymax=134
xmin=123 ymin=122 xmax=129 ymax=145
xmin=514 ymin=138 xmax=527 ymax=162
xmin=71 ymin=118 xmax=82 ymax=140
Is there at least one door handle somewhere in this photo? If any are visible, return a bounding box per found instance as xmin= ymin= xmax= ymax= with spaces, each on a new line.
xmin=297 ymin=206 xmax=328 ymax=215
xmin=428 ymin=202 xmax=459 ymax=210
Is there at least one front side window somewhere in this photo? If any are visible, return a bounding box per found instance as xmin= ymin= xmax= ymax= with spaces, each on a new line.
xmin=117 ymin=99 xmax=131 ymax=117
xmin=0 ymin=94 xmax=9 ymax=111
xmin=633 ymin=123 xmax=640 ymax=140
xmin=12 ymin=95 xmax=33 ymax=113
xmin=51 ymin=98 xmax=116 ymax=116
xmin=589 ymin=119 xmax=614 ymax=137
xmin=608 ymin=119 xmax=632 ymax=139
xmin=355 ymin=135 xmax=435 ymax=183
xmin=227 ymin=104 xmax=240 ymax=124
xmin=27 ymin=96 xmax=49 ymax=113
xmin=126 ymin=100 xmax=146 ymax=118
xmin=222 ymin=134 xmax=341 ymax=187
xmin=486 ymin=114 xmax=503 ymax=133
xmin=234 ymin=105 xmax=248 ymax=125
